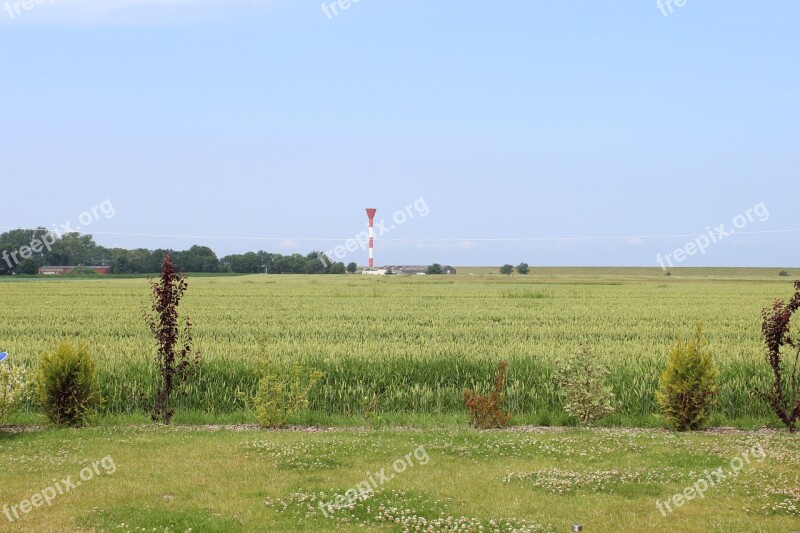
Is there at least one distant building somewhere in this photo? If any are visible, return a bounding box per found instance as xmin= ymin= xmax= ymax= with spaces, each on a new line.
xmin=384 ymin=265 xmax=457 ymax=275
xmin=38 ymin=266 xmax=112 ymax=275
xmin=362 ymin=268 xmax=389 ymax=276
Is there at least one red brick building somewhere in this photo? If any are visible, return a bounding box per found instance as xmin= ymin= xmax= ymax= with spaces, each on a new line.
xmin=37 ymin=266 xmax=112 ymax=275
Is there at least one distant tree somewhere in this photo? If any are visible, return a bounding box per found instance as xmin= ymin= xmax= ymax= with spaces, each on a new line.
xmin=271 ymin=254 xmax=288 ymax=274
xmin=305 ymin=251 xmax=328 ymax=274
xmin=0 ymin=228 xmax=51 ymax=274
xmin=48 ymin=233 xmax=99 ymax=266
xmin=86 ymin=244 xmax=112 ymax=266
xmin=126 ymin=248 xmax=156 ymax=273
xmin=427 ymin=263 xmax=443 ymax=275
xmin=169 ymin=250 xmax=187 ymax=270
xmin=329 ymin=262 xmax=346 ymax=274
xmin=180 ymin=245 xmax=219 ymax=273
xmin=150 ymin=249 xmax=171 ymax=272
xmin=286 ymin=254 xmax=308 ymax=274
xmin=17 ymin=260 xmax=39 ymax=275
xmin=500 ymin=264 xmax=514 ymax=275
xmin=257 ymin=251 xmax=273 ymax=272
xmin=244 ymin=252 xmax=264 ymax=273
xmin=219 ymin=254 xmax=241 ymax=273
xmin=219 ymin=252 xmax=263 ymax=273
xmin=109 ymin=248 xmax=131 ymax=273
xmin=516 ymin=262 xmax=529 ymax=275
xmin=2 ymin=229 xmax=397 ymax=276
xmin=232 ymin=252 xmax=262 ymax=273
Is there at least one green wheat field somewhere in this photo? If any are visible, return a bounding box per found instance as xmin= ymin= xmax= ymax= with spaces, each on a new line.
xmin=0 ymin=267 xmax=795 ymax=425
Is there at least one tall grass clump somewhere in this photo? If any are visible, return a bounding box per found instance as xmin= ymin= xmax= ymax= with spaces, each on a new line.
xmin=656 ymin=325 xmax=719 ymax=431
xmin=238 ymin=357 xmax=322 ymax=428
xmin=0 ymin=360 xmax=32 ymax=423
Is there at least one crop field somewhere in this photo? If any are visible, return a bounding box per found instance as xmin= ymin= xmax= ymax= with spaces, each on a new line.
xmin=0 ymin=268 xmax=794 ymax=425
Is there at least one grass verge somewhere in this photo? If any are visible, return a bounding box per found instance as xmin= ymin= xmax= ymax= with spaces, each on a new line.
xmin=1 ymin=425 xmax=798 ymax=532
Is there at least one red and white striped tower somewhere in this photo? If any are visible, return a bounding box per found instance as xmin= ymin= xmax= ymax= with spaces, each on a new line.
xmin=365 ymin=208 xmax=377 ymax=268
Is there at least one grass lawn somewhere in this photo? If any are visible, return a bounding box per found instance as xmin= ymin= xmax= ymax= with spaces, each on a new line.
xmin=1 ymin=424 xmax=798 ymax=532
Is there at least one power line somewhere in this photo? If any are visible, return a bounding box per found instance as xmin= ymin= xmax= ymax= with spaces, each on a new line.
xmin=1 ymin=227 xmax=799 ymax=242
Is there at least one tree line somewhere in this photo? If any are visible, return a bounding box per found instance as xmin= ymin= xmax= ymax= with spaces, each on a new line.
xmin=0 ymin=229 xmax=356 ymax=275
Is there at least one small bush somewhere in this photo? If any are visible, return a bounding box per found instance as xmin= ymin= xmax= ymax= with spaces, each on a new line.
xmin=656 ymin=325 xmax=719 ymax=431
xmin=36 ymin=340 xmax=100 ymax=426
xmin=0 ymin=363 xmax=32 ymax=424
xmin=779 ymin=271 xmax=789 ymax=277
xmin=554 ymin=345 xmax=615 ymax=425
xmin=239 ymin=357 xmax=322 ymax=428
xmin=63 ymin=267 xmax=99 ymax=277
xmin=464 ymin=361 xmax=510 ymax=429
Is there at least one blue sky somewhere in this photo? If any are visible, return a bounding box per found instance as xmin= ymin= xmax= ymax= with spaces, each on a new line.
xmin=1 ymin=0 xmax=798 ymax=267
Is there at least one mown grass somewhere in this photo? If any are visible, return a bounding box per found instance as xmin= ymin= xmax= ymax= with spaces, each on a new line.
xmin=0 ymin=268 xmax=795 ymax=424
xmin=0 ymin=425 xmax=798 ymax=532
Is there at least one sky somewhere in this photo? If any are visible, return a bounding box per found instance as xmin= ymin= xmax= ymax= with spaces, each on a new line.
xmin=1 ymin=0 xmax=798 ymax=267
